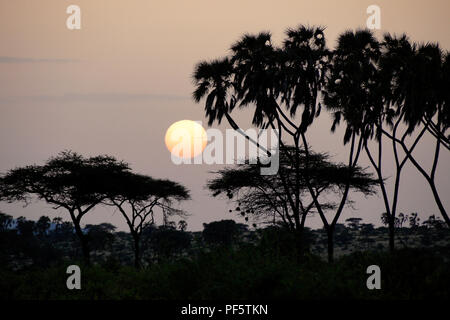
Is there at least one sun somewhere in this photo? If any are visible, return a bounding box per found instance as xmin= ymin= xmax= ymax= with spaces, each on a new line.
xmin=165 ymin=120 xmax=208 ymax=159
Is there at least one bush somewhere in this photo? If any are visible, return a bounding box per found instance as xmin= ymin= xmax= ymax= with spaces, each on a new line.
xmin=1 ymin=247 xmax=448 ymax=300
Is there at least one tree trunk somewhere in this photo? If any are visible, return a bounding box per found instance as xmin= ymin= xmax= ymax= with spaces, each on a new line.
xmin=327 ymin=228 xmax=334 ymax=263
xmin=294 ymin=229 xmax=304 ymax=257
xmin=69 ymin=209 xmax=90 ymax=265
xmin=428 ymin=180 xmax=450 ymax=228
xmin=80 ymin=235 xmax=90 ymax=266
xmin=74 ymin=223 xmax=90 ymax=265
xmin=388 ymin=218 xmax=395 ymax=253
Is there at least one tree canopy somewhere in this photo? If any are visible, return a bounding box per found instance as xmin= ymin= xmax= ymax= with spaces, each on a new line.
xmin=0 ymin=151 xmax=131 ymax=264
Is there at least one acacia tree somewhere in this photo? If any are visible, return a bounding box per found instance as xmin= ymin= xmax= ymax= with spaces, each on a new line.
xmin=324 ymin=30 xmax=404 ymax=252
xmin=0 ymin=151 xmax=130 ymax=264
xmin=193 ymin=27 xmax=323 ymax=247
xmin=107 ymin=172 xmax=190 ymax=268
xmin=208 ymin=146 xmax=376 ymax=240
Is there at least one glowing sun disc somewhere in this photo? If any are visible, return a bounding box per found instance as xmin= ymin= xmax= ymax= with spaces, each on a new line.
xmin=165 ymin=120 xmax=208 ymax=159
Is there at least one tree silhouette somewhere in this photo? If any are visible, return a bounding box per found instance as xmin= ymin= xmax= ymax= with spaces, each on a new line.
xmin=145 ymin=225 xmax=191 ymax=261
xmin=378 ymin=36 xmax=450 ymax=227
xmin=85 ymin=223 xmax=116 ymax=253
xmin=178 ymin=220 xmax=188 ymax=232
xmin=202 ymin=220 xmax=241 ymax=246
xmin=16 ymin=216 xmax=35 ymax=238
xmin=345 ymin=217 xmax=363 ymax=231
xmin=324 ymin=29 xmax=410 ymax=251
xmin=409 ymin=212 xmax=420 ymax=229
xmin=107 ymin=172 xmax=190 ymax=268
xmin=35 ymin=216 xmax=51 ymax=238
xmin=0 ymin=151 xmax=130 ymax=265
xmin=193 ymin=24 xmax=450 ymax=260
xmin=208 ymin=146 xmax=376 ymax=241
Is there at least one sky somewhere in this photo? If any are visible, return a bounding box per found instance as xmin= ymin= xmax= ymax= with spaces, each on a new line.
xmin=0 ymin=0 xmax=449 ymax=231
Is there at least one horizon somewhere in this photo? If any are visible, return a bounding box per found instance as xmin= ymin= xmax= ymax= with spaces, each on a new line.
xmin=1 ymin=0 xmax=449 ymax=232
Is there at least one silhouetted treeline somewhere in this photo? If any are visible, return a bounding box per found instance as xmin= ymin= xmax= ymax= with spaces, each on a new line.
xmin=1 ymin=213 xmax=448 ymax=271
xmin=1 ymin=217 xmax=449 ymax=299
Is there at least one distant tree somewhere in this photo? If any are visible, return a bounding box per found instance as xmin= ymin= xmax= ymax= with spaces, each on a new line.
xmin=107 ymin=172 xmax=190 ymax=268
xmin=409 ymin=212 xmax=420 ymax=229
xmin=378 ymin=35 xmax=449 ymax=228
xmin=52 ymin=217 xmax=63 ymax=231
xmin=35 ymin=216 xmax=51 ymax=237
xmin=420 ymin=215 xmax=448 ymax=245
xmin=259 ymin=225 xmax=304 ymax=255
xmin=59 ymin=221 xmax=75 ymax=238
xmin=0 ymin=212 xmax=16 ymax=264
xmin=0 ymin=211 xmax=13 ymax=232
xmin=396 ymin=213 xmax=408 ymax=228
xmin=202 ymin=220 xmax=241 ymax=246
xmin=360 ymin=223 xmax=376 ymax=249
xmin=85 ymin=223 xmax=116 ymax=252
xmin=178 ymin=220 xmax=188 ymax=232
xmin=334 ymin=224 xmax=353 ymax=249
xmin=0 ymin=151 xmax=130 ymax=264
xmin=360 ymin=223 xmax=375 ymax=234
xmin=16 ymin=216 xmax=35 ymax=238
xmin=146 ymin=225 xmax=191 ymax=260
xmin=381 ymin=212 xmax=389 ymax=226
xmin=163 ymin=215 xmax=177 ymax=229
xmin=345 ymin=217 xmax=363 ymax=231
xmin=209 ymin=146 xmax=376 ymax=257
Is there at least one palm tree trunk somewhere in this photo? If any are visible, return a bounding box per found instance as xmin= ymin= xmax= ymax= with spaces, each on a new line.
xmin=428 ymin=179 xmax=450 ymax=227
xmin=74 ymin=224 xmax=90 ymax=265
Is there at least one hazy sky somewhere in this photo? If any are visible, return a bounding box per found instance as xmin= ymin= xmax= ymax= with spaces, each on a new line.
xmin=0 ymin=0 xmax=449 ymax=231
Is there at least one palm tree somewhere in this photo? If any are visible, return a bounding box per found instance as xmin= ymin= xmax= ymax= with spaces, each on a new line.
xmin=107 ymin=172 xmax=190 ymax=268
xmin=229 ymin=27 xmax=333 ymax=237
xmin=230 ymin=32 xmax=280 ymax=128
xmin=281 ymin=25 xmax=331 ymax=133
xmin=192 ymin=58 xmax=235 ymax=126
